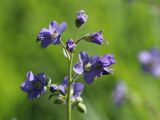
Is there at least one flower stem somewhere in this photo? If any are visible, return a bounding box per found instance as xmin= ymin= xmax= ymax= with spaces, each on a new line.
xmin=75 ymin=37 xmax=83 ymax=44
xmin=71 ymin=74 xmax=78 ymax=83
xmin=66 ymin=28 xmax=79 ymax=120
xmin=67 ymin=53 xmax=73 ymax=120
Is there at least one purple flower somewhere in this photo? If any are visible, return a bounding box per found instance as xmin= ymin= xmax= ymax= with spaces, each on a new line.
xmin=20 ymin=71 xmax=47 ymax=100
xmin=112 ymin=81 xmax=127 ymax=107
xmin=66 ymin=39 xmax=76 ymax=52
xmin=58 ymin=76 xmax=84 ymax=98
xmin=73 ymin=52 xmax=116 ymax=84
xmin=75 ymin=10 xmax=88 ymax=28
xmin=138 ymin=48 xmax=160 ymax=77
xmin=83 ymin=31 xmax=104 ymax=45
xmin=37 ymin=21 xmax=67 ymax=48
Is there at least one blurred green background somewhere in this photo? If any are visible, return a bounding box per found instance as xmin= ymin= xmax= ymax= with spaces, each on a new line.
xmin=0 ymin=0 xmax=160 ymax=120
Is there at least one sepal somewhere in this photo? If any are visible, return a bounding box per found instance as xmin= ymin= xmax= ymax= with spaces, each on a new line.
xmin=46 ymin=77 xmax=52 ymax=86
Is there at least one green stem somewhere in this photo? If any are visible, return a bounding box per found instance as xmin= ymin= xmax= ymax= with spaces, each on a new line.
xmin=67 ymin=53 xmax=73 ymax=120
xmin=66 ymin=28 xmax=79 ymax=120
xmin=71 ymin=74 xmax=78 ymax=84
xmin=75 ymin=37 xmax=83 ymax=44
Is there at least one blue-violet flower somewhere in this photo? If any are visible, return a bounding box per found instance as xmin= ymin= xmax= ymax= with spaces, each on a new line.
xmin=37 ymin=21 xmax=67 ymax=48
xmin=73 ymin=52 xmax=116 ymax=84
xmin=20 ymin=71 xmax=47 ymax=100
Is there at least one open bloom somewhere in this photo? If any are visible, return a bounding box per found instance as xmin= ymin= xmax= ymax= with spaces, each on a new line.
xmin=83 ymin=31 xmax=104 ymax=45
xmin=20 ymin=71 xmax=47 ymax=100
xmin=138 ymin=48 xmax=160 ymax=77
xmin=66 ymin=39 xmax=76 ymax=52
xmin=75 ymin=10 xmax=88 ymax=27
xmin=73 ymin=52 xmax=116 ymax=84
xmin=58 ymin=76 xmax=84 ymax=99
xmin=37 ymin=21 xmax=67 ymax=48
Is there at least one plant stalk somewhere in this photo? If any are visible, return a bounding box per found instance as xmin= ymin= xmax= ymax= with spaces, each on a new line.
xmin=66 ymin=27 xmax=79 ymax=120
xmin=66 ymin=53 xmax=73 ymax=120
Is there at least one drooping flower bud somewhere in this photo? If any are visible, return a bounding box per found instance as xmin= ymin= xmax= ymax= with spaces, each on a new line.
xmin=66 ymin=39 xmax=76 ymax=52
xmin=75 ymin=10 xmax=88 ymax=28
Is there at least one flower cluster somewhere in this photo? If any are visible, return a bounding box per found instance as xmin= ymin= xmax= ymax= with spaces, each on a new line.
xmin=138 ymin=48 xmax=160 ymax=77
xmin=20 ymin=9 xmax=116 ymax=116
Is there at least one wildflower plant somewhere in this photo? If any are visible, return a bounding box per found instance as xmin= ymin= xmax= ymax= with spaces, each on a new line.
xmin=20 ymin=10 xmax=116 ymax=120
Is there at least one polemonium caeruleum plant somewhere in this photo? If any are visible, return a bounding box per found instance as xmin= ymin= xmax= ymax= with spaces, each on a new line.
xmin=20 ymin=10 xmax=116 ymax=120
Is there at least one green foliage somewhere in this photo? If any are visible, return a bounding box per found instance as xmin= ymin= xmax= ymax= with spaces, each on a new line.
xmin=0 ymin=0 xmax=160 ymax=119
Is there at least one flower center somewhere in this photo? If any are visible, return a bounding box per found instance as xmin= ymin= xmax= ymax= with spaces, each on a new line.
xmin=51 ymin=32 xmax=58 ymax=40
xmin=33 ymin=81 xmax=42 ymax=90
xmin=84 ymin=63 xmax=92 ymax=72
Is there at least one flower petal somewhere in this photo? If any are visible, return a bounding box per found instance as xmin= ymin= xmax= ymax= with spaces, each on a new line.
xmin=49 ymin=21 xmax=58 ymax=32
xmin=20 ymin=80 xmax=34 ymax=92
xmin=79 ymin=52 xmax=89 ymax=64
xmin=58 ymin=76 xmax=68 ymax=94
xmin=62 ymin=76 xmax=68 ymax=86
xmin=83 ymin=68 xmax=103 ymax=84
xmin=102 ymin=67 xmax=113 ymax=75
xmin=83 ymin=72 xmax=95 ymax=84
xmin=41 ymin=39 xmax=52 ymax=48
xmin=73 ymin=82 xmax=84 ymax=96
xmin=38 ymin=31 xmax=51 ymax=41
xmin=101 ymin=54 xmax=116 ymax=67
xmin=73 ymin=63 xmax=84 ymax=74
xmin=58 ymin=22 xmax=67 ymax=33
xmin=27 ymin=71 xmax=34 ymax=81
xmin=28 ymin=90 xmax=39 ymax=100
xmin=90 ymin=56 xmax=100 ymax=65
xmin=52 ymin=35 xmax=61 ymax=44
xmin=37 ymin=73 xmax=46 ymax=85
xmin=58 ymin=85 xmax=66 ymax=94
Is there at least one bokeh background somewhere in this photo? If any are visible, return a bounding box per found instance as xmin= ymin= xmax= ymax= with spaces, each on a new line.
xmin=0 ymin=0 xmax=160 ymax=120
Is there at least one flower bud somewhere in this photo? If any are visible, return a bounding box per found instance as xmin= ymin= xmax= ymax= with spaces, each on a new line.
xmin=77 ymin=102 xmax=87 ymax=114
xmin=66 ymin=39 xmax=76 ymax=52
xmin=50 ymin=84 xmax=57 ymax=93
xmin=54 ymin=96 xmax=66 ymax=104
xmin=83 ymin=31 xmax=104 ymax=45
xmin=75 ymin=96 xmax=83 ymax=102
xmin=75 ymin=10 xmax=88 ymax=28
